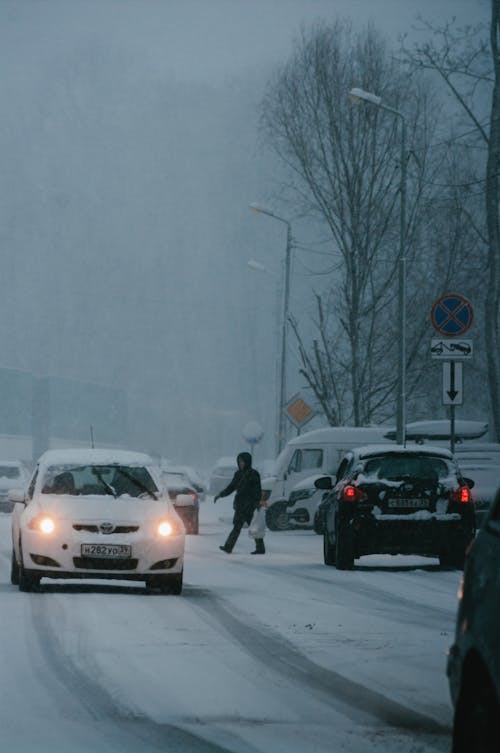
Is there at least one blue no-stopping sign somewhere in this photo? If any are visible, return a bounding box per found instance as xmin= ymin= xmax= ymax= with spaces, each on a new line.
xmin=431 ymin=294 xmax=473 ymax=337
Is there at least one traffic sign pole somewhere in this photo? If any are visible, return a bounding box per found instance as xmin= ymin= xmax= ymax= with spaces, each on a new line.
xmin=442 ymin=361 xmax=463 ymax=405
xmin=442 ymin=361 xmax=463 ymax=453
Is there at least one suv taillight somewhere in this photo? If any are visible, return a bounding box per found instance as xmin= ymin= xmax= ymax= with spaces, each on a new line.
xmin=450 ymin=486 xmax=471 ymax=503
xmin=342 ymin=485 xmax=366 ymax=503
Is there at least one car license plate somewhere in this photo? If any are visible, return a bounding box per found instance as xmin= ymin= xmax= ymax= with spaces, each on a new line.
xmin=81 ymin=544 xmax=131 ymax=558
xmin=387 ymin=498 xmax=427 ymax=509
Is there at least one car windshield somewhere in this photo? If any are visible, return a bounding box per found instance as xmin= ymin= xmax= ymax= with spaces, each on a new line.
xmin=41 ymin=464 xmax=159 ymax=499
xmin=363 ymin=455 xmax=451 ymax=482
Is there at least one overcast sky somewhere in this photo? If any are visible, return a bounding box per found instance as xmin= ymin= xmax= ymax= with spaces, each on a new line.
xmin=0 ymin=0 xmax=490 ymax=468
xmin=2 ymin=0 xmax=485 ymax=84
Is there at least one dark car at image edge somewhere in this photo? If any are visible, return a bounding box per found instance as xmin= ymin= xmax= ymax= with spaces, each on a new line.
xmin=447 ymin=486 xmax=500 ymax=752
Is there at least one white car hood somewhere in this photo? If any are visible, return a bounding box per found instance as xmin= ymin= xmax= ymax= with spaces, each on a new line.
xmin=27 ymin=494 xmax=173 ymax=522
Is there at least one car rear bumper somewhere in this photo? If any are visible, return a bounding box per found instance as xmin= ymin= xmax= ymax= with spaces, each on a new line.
xmin=345 ymin=516 xmax=474 ymax=557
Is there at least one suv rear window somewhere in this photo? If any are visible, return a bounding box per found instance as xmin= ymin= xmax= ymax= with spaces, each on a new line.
xmin=363 ymin=455 xmax=451 ymax=481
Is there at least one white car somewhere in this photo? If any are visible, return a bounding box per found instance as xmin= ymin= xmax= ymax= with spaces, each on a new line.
xmin=286 ymin=473 xmax=331 ymax=531
xmin=10 ymin=449 xmax=185 ymax=594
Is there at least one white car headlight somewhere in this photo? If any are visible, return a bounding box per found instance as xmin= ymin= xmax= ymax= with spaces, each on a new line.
xmin=158 ymin=521 xmax=172 ymax=537
xmin=157 ymin=519 xmax=182 ymax=537
xmin=28 ymin=516 xmax=56 ymax=534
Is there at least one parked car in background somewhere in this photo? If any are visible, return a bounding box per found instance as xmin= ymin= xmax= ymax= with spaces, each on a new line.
xmin=447 ymin=486 xmax=500 ymax=752
xmin=209 ymin=457 xmax=237 ymax=496
xmin=319 ymin=445 xmax=476 ymax=570
xmin=167 ymin=464 xmax=207 ymax=502
xmin=10 ymin=449 xmax=185 ymax=593
xmin=454 ymin=444 xmax=500 ymax=528
xmin=276 ymin=473 xmax=330 ymax=531
xmin=0 ymin=461 xmax=29 ymax=512
xmin=162 ymin=470 xmax=199 ymax=534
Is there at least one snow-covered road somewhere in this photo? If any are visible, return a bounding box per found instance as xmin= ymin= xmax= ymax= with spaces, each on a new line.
xmin=0 ymin=498 xmax=461 ymax=753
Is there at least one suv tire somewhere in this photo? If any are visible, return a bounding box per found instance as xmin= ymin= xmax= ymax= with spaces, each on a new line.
xmin=452 ymin=662 xmax=498 ymax=753
xmin=10 ymin=550 xmax=19 ymax=585
xmin=323 ymin=531 xmax=336 ymax=566
xmin=335 ymin=523 xmax=354 ymax=570
xmin=440 ymin=543 xmax=466 ymax=570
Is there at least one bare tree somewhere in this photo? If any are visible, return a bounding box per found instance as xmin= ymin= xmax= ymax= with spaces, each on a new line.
xmin=261 ymin=21 xmax=440 ymax=425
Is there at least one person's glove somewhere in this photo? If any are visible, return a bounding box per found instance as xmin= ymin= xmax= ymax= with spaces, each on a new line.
xmin=213 ymin=494 xmax=220 ymax=504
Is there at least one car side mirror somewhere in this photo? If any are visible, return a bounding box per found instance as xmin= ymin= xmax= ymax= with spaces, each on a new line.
xmin=314 ymin=476 xmax=333 ymax=490
xmin=8 ymin=488 xmax=26 ymax=505
xmin=463 ymin=477 xmax=475 ymax=489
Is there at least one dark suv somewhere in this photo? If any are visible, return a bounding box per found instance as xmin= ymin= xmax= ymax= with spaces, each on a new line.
xmin=447 ymin=486 xmax=500 ymax=752
xmin=317 ymin=445 xmax=476 ymax=570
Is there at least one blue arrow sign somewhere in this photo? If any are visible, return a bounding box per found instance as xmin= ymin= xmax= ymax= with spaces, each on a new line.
xmin=431 ymin=294 xmax=473 ymax=337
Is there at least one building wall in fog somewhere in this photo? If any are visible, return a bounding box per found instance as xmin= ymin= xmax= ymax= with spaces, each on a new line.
xmin=0 ymin=368 xmax=128 ymax=460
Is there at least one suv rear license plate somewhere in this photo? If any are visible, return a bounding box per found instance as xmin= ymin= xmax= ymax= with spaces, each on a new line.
xmin=387 ymin=499 xmax=427 ymax=509
xmin=81 ymin=544 xmax=131 ymax=558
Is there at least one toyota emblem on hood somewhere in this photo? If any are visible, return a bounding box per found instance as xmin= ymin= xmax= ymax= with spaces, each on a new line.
xmin=99 ymin=522 xmax=115 ymax=534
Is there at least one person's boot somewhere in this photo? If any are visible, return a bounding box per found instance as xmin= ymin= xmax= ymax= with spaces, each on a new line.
xmin=221 ymin=524 xmax=241 ymax=554
xmin=251 ymin=538 xmax=265 ymax=555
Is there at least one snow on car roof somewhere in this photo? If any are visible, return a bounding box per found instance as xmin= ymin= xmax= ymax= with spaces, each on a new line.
xmin=353 ymin=444 xmax=454 ymax=459
xmin=384 ymin=419 xmax=488 ymax=441
xmin=287 ymin=426 xmax=389 ymax=446
xmin=37 ymin=448 xmax=156 ymax=469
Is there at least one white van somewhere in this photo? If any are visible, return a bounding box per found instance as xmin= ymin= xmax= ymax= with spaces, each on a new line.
xmin=263 ymin=426 xmax=390 ymax=529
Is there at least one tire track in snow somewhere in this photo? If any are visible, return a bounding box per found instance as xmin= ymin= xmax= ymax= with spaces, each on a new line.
xmin=186 ymin=586 xmax=450 ymax=743
xmin=27 ymin=591 xmax=252 ymax=753
xmin=223 ymin=557 xmax=455 ymax=631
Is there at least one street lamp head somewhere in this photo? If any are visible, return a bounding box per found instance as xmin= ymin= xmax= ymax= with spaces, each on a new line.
xmin=349 ymin=87 xmax=382 ymax=107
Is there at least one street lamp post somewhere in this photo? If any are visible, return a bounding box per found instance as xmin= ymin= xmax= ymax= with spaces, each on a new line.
xmin=249 ymin=203 xmax=292 ymax=454
xmin=349 ymin=88 xmax=407 ymax=445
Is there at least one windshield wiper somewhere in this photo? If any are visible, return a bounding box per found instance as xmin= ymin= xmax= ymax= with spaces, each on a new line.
xmin=113 ymin=467 xmax=158 ymax=500
xmin=93 ymin=470 xmax=117 ymax=498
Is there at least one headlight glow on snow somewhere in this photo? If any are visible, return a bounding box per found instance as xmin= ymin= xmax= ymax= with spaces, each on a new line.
xmin=158 ymin=521 xmax=173 ymax=537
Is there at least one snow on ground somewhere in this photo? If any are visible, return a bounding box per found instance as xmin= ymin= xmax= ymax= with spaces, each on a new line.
xmin=0 ymin=496 xmax=461 ymax=753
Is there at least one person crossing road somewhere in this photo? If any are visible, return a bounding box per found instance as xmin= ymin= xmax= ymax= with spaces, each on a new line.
xmin=214 ymin=452 xmax=265 ymax=554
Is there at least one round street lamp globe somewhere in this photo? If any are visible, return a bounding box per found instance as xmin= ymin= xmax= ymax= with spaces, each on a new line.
xmin=242 ymin=421 xmax=264 ymax=444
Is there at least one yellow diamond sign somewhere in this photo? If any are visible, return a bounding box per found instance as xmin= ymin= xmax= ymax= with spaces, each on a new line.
xmin=285 ymin=394 xmax=314 ymax=428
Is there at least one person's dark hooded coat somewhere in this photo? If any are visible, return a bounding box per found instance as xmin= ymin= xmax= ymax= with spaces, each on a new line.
xmin=218 ymin=452 xmax=261 ymax=524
